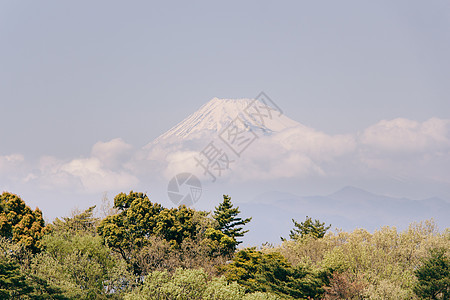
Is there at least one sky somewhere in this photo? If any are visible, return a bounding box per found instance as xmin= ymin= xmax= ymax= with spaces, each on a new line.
xmin=1 ymin=1 xmax=449 ymax=220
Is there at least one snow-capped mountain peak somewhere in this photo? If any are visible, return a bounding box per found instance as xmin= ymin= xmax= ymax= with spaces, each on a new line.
xmin=152 ymin=97 xmax=300 ymax=144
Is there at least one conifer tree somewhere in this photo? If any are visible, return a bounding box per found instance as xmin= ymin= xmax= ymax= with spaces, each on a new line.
xmin=287 ymin=216 xmax=330 ymax=240
xmin=213 ymin=195 xmax=251 ymax=245
xmin=414 ymin=247 xmax=450 ymax=300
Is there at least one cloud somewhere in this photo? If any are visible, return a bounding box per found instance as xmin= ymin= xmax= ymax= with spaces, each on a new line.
xmin=273 ymin=126 xmax=356 ymax=161
xmin=0 ymin=154 xmax=25 ymax=173
xmin=148 ymin=125 xmax=356 ymax=182
xmin=3 ymin=118 xmax=450 ymax=197
xmin=60 ymin=157 xmax=138 ymax=192
xmin=231 ymin=126 xmax=355 ymax=180
xmin=358 ymin=118 xmax=450 ymax=182
xmin=24 ymin=139 xmax=139 ymax=193
xmin=91 ymin=138 xmax=133 ymax=169
xmin=148 ymin=117 xmax=450 ymax=185
xmin=163 ymin=150 xmax=200 ymax=179
xmin=0 ymin=154 xmax=27 ymax=191
xmin=360 ymin=117 xmax=450 ymax=153
xmin=233 ymin=149 xmax=322 ymax=181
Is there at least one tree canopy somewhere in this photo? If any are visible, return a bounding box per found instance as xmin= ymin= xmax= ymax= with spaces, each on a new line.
xmin=286 ymin=216 xmax=331 ymax=240
xmin=0 ymin=192 xmax=47 ymax=253
xmin=221 ymin=248 xmax=324 ymax=299
xmin=98 ymin=192 xmax=244 ymax=275
xmin=414 ymin=247 xmax=450 ymax=300
xmin=0 ymin=190 xmax=448 ymax=299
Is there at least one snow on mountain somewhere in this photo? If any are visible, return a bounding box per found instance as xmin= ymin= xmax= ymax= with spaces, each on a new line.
xmin=149 ymin=98 xmax=301 ymax=145
xmin=141 ymin=97 xmax=356 ymax=182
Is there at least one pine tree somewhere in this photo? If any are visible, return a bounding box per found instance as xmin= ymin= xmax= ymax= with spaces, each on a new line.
xmin=414 ymin=247 xmax=450 ymax=300
xmin=287 ymin=216 xmax=330 ymax=240
xmin=213 ymin=195 xmax=251 ymax=245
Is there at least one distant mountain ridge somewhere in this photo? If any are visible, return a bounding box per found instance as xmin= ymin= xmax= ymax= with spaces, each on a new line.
xmin=238 ymin=186 xmax=450 ymax=246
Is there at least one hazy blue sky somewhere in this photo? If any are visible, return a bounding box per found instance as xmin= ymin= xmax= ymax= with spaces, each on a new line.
xmin=1 ymin=1 xmax=449 ymax=219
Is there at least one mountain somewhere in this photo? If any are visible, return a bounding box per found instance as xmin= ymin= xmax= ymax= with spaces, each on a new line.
xmin=149 ymin=98 xmax=301 ymax=145
xmin=139 ymin=97 xmax=449 ymax=246
xmin=238 ymin=186 xmax=450 ymax=246
xmin=142 ymin=96 xmax=346 ymax=182
xmin=141 ymin=97 xmax=316 ymax=182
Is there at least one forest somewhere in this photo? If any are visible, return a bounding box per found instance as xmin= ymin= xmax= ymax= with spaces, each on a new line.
xmin=0 ymin=191 xmax=448 ymax=299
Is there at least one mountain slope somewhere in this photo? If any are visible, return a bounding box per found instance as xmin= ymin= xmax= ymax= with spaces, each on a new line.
xmin=151 ymin=98 xmax=301 ymax=144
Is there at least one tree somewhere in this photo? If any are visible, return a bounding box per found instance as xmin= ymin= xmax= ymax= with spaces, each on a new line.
xmin=414 ymin=247 xmax=450 ymax=300
xmin=97 ymin=191 xmax=163 ymax=264
xmin=0 ymin=192 xmax=48 ymax=253
xmin=154 ymin=205 xmax=200 ymax=247
xmin=286 ymin=216 xmax=330 ymax=240
xmin=124 ymin=267 xmax=279 ymax=300
xmin=124 ymin=268 xmax=245 ymax=300
xmin=50 ymin=206 xmax=98 ymax=235
xmin=32 ymin=206 xmax=134 ymax=299
xmin=0 ymin=238 xmax=67 ymax=299
xmin=0 ymin=257 xmax=33 ymax=299
xmin=322 ymin=271 xmax=367 ymax=300
xmin=213 ymin=195 xmax=251 ymax=246
xmin=98 ymin=191 xmax=236 ymax=276
xmin=221 ymin=248 xmax=325 ymax=299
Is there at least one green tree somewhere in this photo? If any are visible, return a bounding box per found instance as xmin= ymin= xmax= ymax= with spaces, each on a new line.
xmin=287 ymin=216 xmax=330 ymax=240
xmin=0 ymin=238 xmax=67 ymax=299
xmin=124 ymin=268 xmax=245 ymax=300
xmin=213 ymin=195 xmax=251 ymax=246
xmin=97 ymin=191 xmax=163 ymax=264
xmin=0 ymin=257 xmax=33 ymax=299
xmin=98 ymin=191 xmax=236 ymax=276
xmin=414 ymin=247 xmax=450 ymax=300
xmin=0 ymin=192 xmax=48 ymax=253
xmin=50 ymin=206 xmax=98 ymax=235
xmin=221 ymin=248 xmax=324 ymax=299
xmin=32 ymin=206 xmax=133 ymax=299
xmin=154 ymin=205 xmax=200 ymax=247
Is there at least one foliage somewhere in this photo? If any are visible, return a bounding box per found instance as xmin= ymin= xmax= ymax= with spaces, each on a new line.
xmin=0 ymin=256 xmax=34 ymax=299
xmin=1 ymin=190 xmax=449 ymax=300
xmin=31 ymin=206 xmax=134 ymax=299
xmin=273 ymin=220 xmax=450 ymax=299
xmin=286 ymin=216 xmax=330 ymax=240
xmin=124 ymin=267 xmax=280 ymax=300
xmin=97 ymin=191 xmax=163 ymax=263
xmin=134 ymin=232 xmax=233 ymax=277
xmin=322 ymin=271 xmax=367 ymax=300
xmin=154 ymin=205 xmax=201 ymax=246
xmin=413 ymin=247 xmax=450 ymax=300
xmin=50 ymin=206 xmax=98 ymax=235
xmin=242 ymin=291 xmax=281 ymax=300
xmin=213 ymin=195 xmax=252 ymax=248
xmin=0 ymin=237 xmax=67 ymax=299
xmin=98 ymin=191 xmax=237 ymax=275
xmin=0 ymin=192 xmax=48 ymax=253
xmin=124 ymin=268 xmax=245 ymax=300
xmin=221 ymin=248 xmax=324 ymax=299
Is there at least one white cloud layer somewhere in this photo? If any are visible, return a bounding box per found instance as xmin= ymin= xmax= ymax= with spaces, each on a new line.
xmin=1 ymin=118 xmax=449 ymax=195
xmin=91 ymin=138 xmax=134 ymax=169
xmin=357 ymin=118 xmax=450 ymax=183
xmin=360 ymin=118 xmax=450 ymax=153
xmin=0 ymin=154 xmax=25 ymax=171
xmin=154 ymin=117 xmax=449 ymax=184
xmin=9 ymin=139 xmax=139 ymax=193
